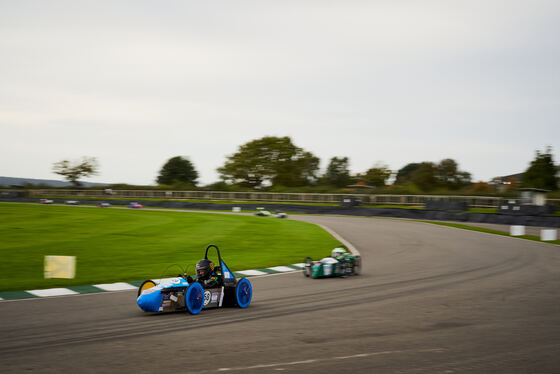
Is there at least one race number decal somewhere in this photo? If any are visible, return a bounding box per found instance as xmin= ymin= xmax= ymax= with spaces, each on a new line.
xmin=204 ymin=290 xmax=212 ymax=306
xmin=323 ymin=264 xmax=332 ymax=276
xmin=211 ymin=292 xmax=219 ymax=303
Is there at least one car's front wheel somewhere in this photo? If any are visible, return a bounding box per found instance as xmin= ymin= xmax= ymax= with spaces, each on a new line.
xmin=235 ymin=278 xmax=252 ymax=308
xmin=185 ymin=282 xmax=205 ymax=315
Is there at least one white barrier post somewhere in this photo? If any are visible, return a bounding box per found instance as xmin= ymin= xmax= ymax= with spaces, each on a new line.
xmin=540 ymin=229 xmax=558 ymax=241
xmin=510 ymin=225 xmax=525 ymax=236
xmin=232 ymin=207 xmax=241 ymax=213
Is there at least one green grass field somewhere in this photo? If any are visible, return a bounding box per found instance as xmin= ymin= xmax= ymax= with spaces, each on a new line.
xmin=0 ymin=203 xmax=339 ymax=291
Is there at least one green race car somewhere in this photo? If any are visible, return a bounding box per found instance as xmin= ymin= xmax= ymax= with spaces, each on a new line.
xmin=303 ymin=247 xmax=361 ymax=278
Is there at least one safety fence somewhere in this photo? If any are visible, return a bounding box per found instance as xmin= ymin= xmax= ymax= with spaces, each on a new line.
xmin=5 ymin=189 xmax=558 ymax=209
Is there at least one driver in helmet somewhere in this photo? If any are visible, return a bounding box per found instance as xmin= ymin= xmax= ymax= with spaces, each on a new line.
xmin=331 ymin=247 xmax=347 ymax=260
xmin=195 ymin=259 xmax=220 ymax=288
xmin=331 ymin=246 xmax=350 ymax=275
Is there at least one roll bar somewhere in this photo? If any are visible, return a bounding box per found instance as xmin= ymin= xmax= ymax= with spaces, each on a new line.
xmin=205 ymin=244 xmax=222 ymax=263
xmin=204 ymin=244 xmax=236 ymax=283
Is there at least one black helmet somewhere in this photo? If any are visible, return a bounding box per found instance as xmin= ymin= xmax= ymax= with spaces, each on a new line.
xmin=196 ymin=259 xmax=214 ymax=280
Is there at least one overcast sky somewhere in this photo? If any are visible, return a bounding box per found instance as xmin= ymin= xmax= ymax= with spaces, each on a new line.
xmin=1 ymin=0 xmax=559 ymax=186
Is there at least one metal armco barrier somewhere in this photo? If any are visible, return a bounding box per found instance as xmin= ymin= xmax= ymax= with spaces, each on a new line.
xmin=2 ymin=189 xmax=559 ymax=209
xmin=0 ymin=190 xmax=501 ymax=207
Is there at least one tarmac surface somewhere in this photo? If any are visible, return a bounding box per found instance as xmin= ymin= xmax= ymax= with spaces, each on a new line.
xmin=1 ymin=215 xmax=560 ymax=373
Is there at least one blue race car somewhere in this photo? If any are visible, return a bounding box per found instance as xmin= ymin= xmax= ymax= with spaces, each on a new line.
xmin=137 ymin=245 xmax=253 ymax=315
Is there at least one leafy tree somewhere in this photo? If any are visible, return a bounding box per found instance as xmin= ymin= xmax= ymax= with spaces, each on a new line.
xmin=436 ymin=158 xmax=459 ymax=187
xmin=157 ymin=156 xmax=199 ymax=185
xmin=522 ymin=147 xmax=558 ymax=190
xmin=468 ymin=181 xmax=493 ymax=194
xmin=324 ymin=157 xmax=351 ymax=187
xmin=52 ymin=156 xmax=99 ymax=187
xmin=360 ymin=163 xmax=392 ymax=187
xmin=217 ymin=136 xmax=320 ymax=188
xmin=396 ymin=159 xmax=471 ymax=191
xmin=410 ymin=162 xmax=438 ymax=191
xmin=394 ymin=163 xmax=420 ymax=185
xmin=202 ymin=181 xmax=231 ymax=191
xmin=435 ymin=158 xmax=472 ymax=189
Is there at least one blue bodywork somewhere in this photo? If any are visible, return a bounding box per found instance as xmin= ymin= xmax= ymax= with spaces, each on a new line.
xmin=235 ymin=278 xmax=252 ymax=308
xmin=136 ymin=245 xmax=253 ymax=314
xmin=137 ymin=277 xmax=190 ymax=313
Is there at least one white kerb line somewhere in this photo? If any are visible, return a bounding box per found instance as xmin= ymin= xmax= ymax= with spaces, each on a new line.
xmin=314 ymin=223 xmax=360 ymax=256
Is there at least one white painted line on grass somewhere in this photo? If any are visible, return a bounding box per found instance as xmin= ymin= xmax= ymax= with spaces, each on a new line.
xmin=26 ymin=288 xmax=78 ymax=297
xmin=93 ymin=282 xmax=138 ymax=291
xmin=268 ymin=266 xmax=297 ymax=272
xmin=236 ymin=269 xmax=268 ymax=276
xmin=291 ymin=263 xmax=305 ymax=268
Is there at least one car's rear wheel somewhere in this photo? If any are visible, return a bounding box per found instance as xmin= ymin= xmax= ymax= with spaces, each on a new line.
xmin=303 ymin=256 xmax=313 ymax=277
xmin=235 ymin=278 xmax=252 ymax=308
xmin=185 ymin=282 xmax=204 ymax=315
xmin=353 ymin=256 xmax=361 ymax=275
xmin=137 ymin=280 xmax=156 ymax=297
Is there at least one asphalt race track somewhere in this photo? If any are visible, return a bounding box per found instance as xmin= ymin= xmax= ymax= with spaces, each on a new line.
xmin=1 ymin=215 xmax=559 ymax=373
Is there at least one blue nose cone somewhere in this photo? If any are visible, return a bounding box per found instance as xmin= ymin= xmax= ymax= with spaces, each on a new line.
xmin=137 ymin=289 xmax=163 ymax=312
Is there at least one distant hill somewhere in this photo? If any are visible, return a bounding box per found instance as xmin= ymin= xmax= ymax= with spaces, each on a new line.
xmin=0 ymin=176 xmax=108 ymax=188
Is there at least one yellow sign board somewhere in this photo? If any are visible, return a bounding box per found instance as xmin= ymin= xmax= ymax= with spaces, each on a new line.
xmin=44 ymin=255 xmax=76 ymax=279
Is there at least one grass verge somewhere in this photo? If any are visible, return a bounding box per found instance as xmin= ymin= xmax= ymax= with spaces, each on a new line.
xmin=467 ymin=208 xmax=497 ymax=214
xmin=0 ymin=203 xmax=339 ymax=291
xmin=419 ymin=220 xmax=560 ymax=245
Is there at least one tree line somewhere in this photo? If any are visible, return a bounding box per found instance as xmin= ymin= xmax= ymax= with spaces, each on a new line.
xmin=51 ymin=136 xmax=558 ymax=193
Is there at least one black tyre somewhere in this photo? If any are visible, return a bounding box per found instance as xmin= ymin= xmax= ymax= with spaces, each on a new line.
xmin=303 ymin=256 xmax=313 ymax=277
xmin=352 ymin=256 xmax=361 ymax=275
